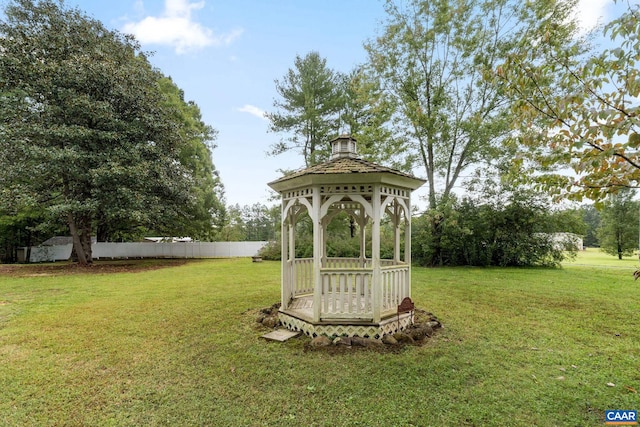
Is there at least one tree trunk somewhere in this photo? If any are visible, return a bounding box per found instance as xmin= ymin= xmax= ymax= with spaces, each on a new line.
xmin=617 ymin=237 xmax=623 ymax=260
xmin=68 ymin=212 xmax=92 ymax=266
xmin=430 ymin=214 xmax=443 ymax=267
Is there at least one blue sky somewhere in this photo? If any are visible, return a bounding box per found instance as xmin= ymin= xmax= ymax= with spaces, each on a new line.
xmin=66 ymin=0 xmax=616 ymax=208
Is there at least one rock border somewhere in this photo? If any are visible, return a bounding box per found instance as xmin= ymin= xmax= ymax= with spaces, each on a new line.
xmin=256 ymin=303 xmax=442 ymax=352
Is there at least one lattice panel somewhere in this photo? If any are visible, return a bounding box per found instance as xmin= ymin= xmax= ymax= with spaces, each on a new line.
xmin=278 ymin=312 xmax=413 ymax=339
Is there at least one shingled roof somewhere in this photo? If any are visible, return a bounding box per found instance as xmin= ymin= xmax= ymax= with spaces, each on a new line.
xmin=268 ymin=135 xmax=425 ymax=192
xmin=269 ymin=156 xmax=420 ymax=185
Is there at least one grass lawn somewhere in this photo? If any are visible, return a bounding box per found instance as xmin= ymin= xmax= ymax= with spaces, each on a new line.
xmin=565 ymin=247 xmax=640 ymax=268
xmin=0 ymin=255 xmax=639 ymax=426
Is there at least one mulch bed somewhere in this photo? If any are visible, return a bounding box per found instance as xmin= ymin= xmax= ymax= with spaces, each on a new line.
xmin=0 ymin=259 xmax=189 ymax=277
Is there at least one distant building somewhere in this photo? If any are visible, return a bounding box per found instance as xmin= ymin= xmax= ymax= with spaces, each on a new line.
xmin=549 ymin=233 xmax=583 ymax=251
xmin=143 ymin=237 xmax=193 ymax=243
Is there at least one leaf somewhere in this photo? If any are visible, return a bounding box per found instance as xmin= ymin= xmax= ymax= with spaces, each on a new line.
xmin=624 ymin=386 xmax=637 ymax=393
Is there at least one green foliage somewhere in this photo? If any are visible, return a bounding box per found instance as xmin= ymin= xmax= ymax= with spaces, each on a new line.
xmin=580 ymin=204 xmax=601 ymax=247
xmin=266 ymin=53 xmax=411 ymax=171
xmin=339 ymin=69 xmax=415 ymax=173
xmin=0 ymin=206 xmax=63 ymax=262
xmin=218 ymin=203 xmax=279 ymax=242
xmin=266 ymin=52 xmax=343 ymax=166
xmin=0 ymin=0 xmax=214 ymax=262
xmin=158 ymin=77 xmax=225 ymax=241
xmin=412 ymin=191 xmax=578 ymax=267
xmin=241 ymin=204 xmax=279 ymax=242
xmin=596 ymin=189 xmax=639 ymax=259
xmin=500 ymin=0 xmax=640 ymax=201
xmin=217 ymin=204 xmax=247 ymax=242
xmin=256 ymin=240 xmax=281 ymax=261
xmin=365 ymin=0 xmax=558 ymax=209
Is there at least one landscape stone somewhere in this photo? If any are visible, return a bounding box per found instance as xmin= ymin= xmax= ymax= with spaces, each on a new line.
xmin=427 ymin=320 xmax=442 ymax=329
xmin=393 ymin=332 xmax=415 ymax=344
xmin=409 ymin=327 xmax=428 ymax=341
xmin=334 ymin=337 xmax=353 ymax=346
xmin=381 ymin=335 xmax=398 ymax=345
xmin=261 ymin=316 xmax=278 ymax=328
xmin=310 ymin=336 xmax=332 ymax=347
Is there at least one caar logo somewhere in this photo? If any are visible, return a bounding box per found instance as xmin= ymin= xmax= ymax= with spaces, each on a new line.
xmin=605 ymin=410 xmax=637 ymax=425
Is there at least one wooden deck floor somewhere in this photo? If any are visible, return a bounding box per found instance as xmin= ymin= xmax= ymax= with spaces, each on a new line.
xmin=283 ymin=294 xmax=398 ymax=323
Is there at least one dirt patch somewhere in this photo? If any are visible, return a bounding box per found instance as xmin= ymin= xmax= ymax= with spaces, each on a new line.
xmin=0 ymin=259 xmax=191 ymax=277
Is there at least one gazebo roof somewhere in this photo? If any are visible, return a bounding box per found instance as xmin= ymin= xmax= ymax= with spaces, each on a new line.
xmin=268 ymin=136 xmax=425 ymax=192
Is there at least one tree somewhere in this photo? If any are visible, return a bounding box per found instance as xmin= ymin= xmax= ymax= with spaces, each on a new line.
xmin=0 ymin=201 xmax=63 ymax=262
xmin=580 ymin=204 xmax=601 ymax=247
xmin=0 ymin=0 xmax=198 ymax=264
xmin=217 ymin=204 xmax=247 ymax=242
xmin=266 ymin=51 xmax=344 ymax=166
xmin=597 ymin=190 xmax=639 ymax=259
xmin=499 ymin=1 xmax=639 ymax=201
xmin=158 ymin=77 xmax=226 ymax=241
xmin=239 ymin=203 xmax=279 ymax=241
xmin=339 ymin=69 xmax=415 ymax=172
xmin=365 ymin=0 xmax=581 ymax=262
xmin=365 ymin=0 xmax=573 ymax=209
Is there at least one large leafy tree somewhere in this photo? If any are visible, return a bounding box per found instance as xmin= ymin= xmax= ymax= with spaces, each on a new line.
xmin=339 ymin=69 xmax=414 ymax=172
xmin=158 ymin=77 xmax=226 ymax=241
xmin=266 ymin=51 xmax=344 ymax=167
xmin=365 ymin=0 xmax=582 ymax=209
xmin=500 ymin=1 xmax=639 ymax=201
xmin=597 ymin=189 xmax=639 ymax=259
xmin=0 ymin=0 xmax=197 ymax=264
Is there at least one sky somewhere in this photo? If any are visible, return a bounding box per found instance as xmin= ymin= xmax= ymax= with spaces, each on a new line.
xmin=62 ymin=0 xmax=619 ymax=209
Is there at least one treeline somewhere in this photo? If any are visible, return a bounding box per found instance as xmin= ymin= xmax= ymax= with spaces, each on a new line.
xmin=4 ymin=190 xmax=635 ymax=266
xmin=244 ymin=188 xmax=639 ymax=267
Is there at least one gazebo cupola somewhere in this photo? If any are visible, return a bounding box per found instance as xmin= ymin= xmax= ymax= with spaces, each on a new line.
xmin=268 ymin=135 xmax=425 ymax=338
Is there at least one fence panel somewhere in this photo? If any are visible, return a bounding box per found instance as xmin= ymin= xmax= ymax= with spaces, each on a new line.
xmin=28 ymin=241 xmax=268 ymax=262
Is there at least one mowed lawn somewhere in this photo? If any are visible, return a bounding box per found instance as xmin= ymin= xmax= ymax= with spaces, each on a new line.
xmin=0 ymin=253 xmax=638 ymax=426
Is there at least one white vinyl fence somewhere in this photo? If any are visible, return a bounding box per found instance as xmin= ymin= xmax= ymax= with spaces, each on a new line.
xmin=27 ymin=241 xmax=269 ymax=263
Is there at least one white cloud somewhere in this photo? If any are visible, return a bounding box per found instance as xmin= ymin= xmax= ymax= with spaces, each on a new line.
xmin=574 ymin=0 xmax=611 ymax=33
xmin=237 ymin=105 xmax=267 ymax=120
xmin=122 ymin=0 xmax=243 ymax=54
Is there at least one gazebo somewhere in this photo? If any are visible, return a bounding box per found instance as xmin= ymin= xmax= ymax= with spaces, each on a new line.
xmin=268 ymin=135 xmax=425 ymax=338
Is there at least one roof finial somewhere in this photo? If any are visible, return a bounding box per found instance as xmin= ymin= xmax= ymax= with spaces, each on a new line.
xmin=330 ymin=134 xmax=358 ymax=160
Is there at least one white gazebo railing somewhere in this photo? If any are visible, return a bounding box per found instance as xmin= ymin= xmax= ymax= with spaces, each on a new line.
xmin=285 ymin=257 xmax=409 ymax=321
xmin=321 ymin=267 xmax=373 ymax=319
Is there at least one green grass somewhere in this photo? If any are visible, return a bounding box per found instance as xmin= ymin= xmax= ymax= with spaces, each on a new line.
xmin=565 ymin=247 xmax=640 ymax=268
xmin=1 ymin=257 xmax=639 ymax=426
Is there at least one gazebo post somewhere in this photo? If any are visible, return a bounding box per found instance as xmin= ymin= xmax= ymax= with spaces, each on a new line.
xmin=312 ymin=187 xmax=322 ymax=323
xmin=405 ymin=199 xmax=412 ymax=297
xmin=359 ymin=210 xmax=367 ymax=267
xmin=288 ymin=214 xmax=296 ymax=305
xmin=280 ymin=207 xmax=289 ymax=310
xmin=372 ymin=184 xmax=382 ymax=323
